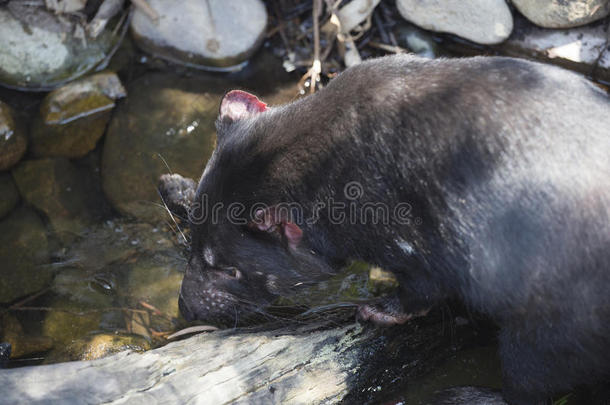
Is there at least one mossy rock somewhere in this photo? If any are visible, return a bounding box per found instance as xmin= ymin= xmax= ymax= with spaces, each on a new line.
xmin=30 ymin=72 xmax=126 ymax=158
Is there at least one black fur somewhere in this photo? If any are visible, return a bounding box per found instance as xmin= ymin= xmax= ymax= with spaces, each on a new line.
xmin=161 ymin=55 xmax=610 ymax=405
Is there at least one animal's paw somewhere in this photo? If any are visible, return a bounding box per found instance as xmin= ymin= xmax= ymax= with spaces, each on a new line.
xmin=356 ymin=295 xmax=429 ymax=326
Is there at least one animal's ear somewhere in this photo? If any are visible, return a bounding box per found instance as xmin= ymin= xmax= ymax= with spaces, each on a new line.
xmin=219 ymin=90 xmax=267 ymax=122
xmin=250 ymin=206 xmax=303 ymax=250
xmin=158 ymin=173 xmax=196 ymax=222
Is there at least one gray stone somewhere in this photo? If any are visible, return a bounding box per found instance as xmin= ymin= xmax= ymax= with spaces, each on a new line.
xmin=396 ymin=0 xmax=513 ymax=45
xmin=130 ymin=0 xmax=267 ymax=71
xmin=0 ymin=173 xmax=19 ymax=219
xmin=0 ymin=5 xmax=125 ymax=90
xmin=0 ymin=100 xmax=27 ymax=171
xmin=101 ymin=73 xmax=222 ymax=222
xmin=30 ymin=72 xmax=126 ymax=158
xmin=0 ymin=207 xmax=50 ymax=303
xmin=512 ymin=0 xmax=610 ymax=28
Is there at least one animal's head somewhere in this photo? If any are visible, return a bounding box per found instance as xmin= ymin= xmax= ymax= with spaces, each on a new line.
xmin=159 ymin=90 xmax=336 ymax=327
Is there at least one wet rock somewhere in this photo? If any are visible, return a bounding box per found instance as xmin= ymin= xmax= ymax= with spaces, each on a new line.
xmin=0 ymin=173 xmax=19 ymax=219
xmin=30 ymin=72 xmax=126 ymax=158
xmin=0 ymin=314 xmax=54 ymax=359
xmin=0 ymin=4 xmax=125 ymax=90
xmin=512 ymin=0 xmax=610 ymax=28
xmin=101 ymin=73 xmax=222 ymax=222
xmin=130 ymin=0 xmax=267 ymax=71
xmin=396 ymin=0 xmax=513 ymax=45
xmin=12 ymin=158 xmax=105 ymax=240
xmin=501 ymin=17 xmax=610 ymax=83
xmin=45 ymin=333 xmax=150 ymax=363
xmin=0 ymin=207 xmax=50 ymax=303
xmin=0 ymin=100 xmax=27 ymax=171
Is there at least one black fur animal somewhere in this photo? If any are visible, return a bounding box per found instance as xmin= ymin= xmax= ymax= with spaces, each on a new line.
xmin=159 ymin=55 xmax=610 ymax=405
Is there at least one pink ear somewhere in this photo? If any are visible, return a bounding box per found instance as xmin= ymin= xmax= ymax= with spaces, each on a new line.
xmin=220 ymin=90 xmax=267 ymax=122
xmin=252 ymin=207 xmax=303 ymax=250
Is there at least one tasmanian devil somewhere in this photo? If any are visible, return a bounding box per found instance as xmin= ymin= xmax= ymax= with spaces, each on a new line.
xmin=159 ymin=54 xmax=610 ymax=405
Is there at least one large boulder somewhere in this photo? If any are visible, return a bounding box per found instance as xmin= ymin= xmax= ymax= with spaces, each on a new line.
xmin=101 ymin=73 xmax=223 ymax=222
xmin=512 ymin=0 xmax=610 ymax=28
xmin=396 ymin=0 xmax=513 ymax=45
xmin=0 ymin=207 xmax=50 ymax=303
xmin=0 ymin=100 xmax=27 ymax=171
xmin=131 ymin=0 xmax=267 ymax=71
xmin=30 ymin=72 xmax=126 ymax=158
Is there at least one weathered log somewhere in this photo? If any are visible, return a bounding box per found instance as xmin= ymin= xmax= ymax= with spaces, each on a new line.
xmin=0 ymin=312 xmax=482 ymax=404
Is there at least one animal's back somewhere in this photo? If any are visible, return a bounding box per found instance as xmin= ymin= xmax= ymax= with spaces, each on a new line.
xmin=322 ymin=56 xmax=610 ymax=392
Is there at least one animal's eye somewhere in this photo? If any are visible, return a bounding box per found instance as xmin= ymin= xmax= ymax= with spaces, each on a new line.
xmin=221 ymin=266 xmax=242 ymax=279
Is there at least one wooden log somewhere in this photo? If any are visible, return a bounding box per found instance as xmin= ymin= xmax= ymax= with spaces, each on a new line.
xmin=0 ymin=312 xmax=480 ymax=404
